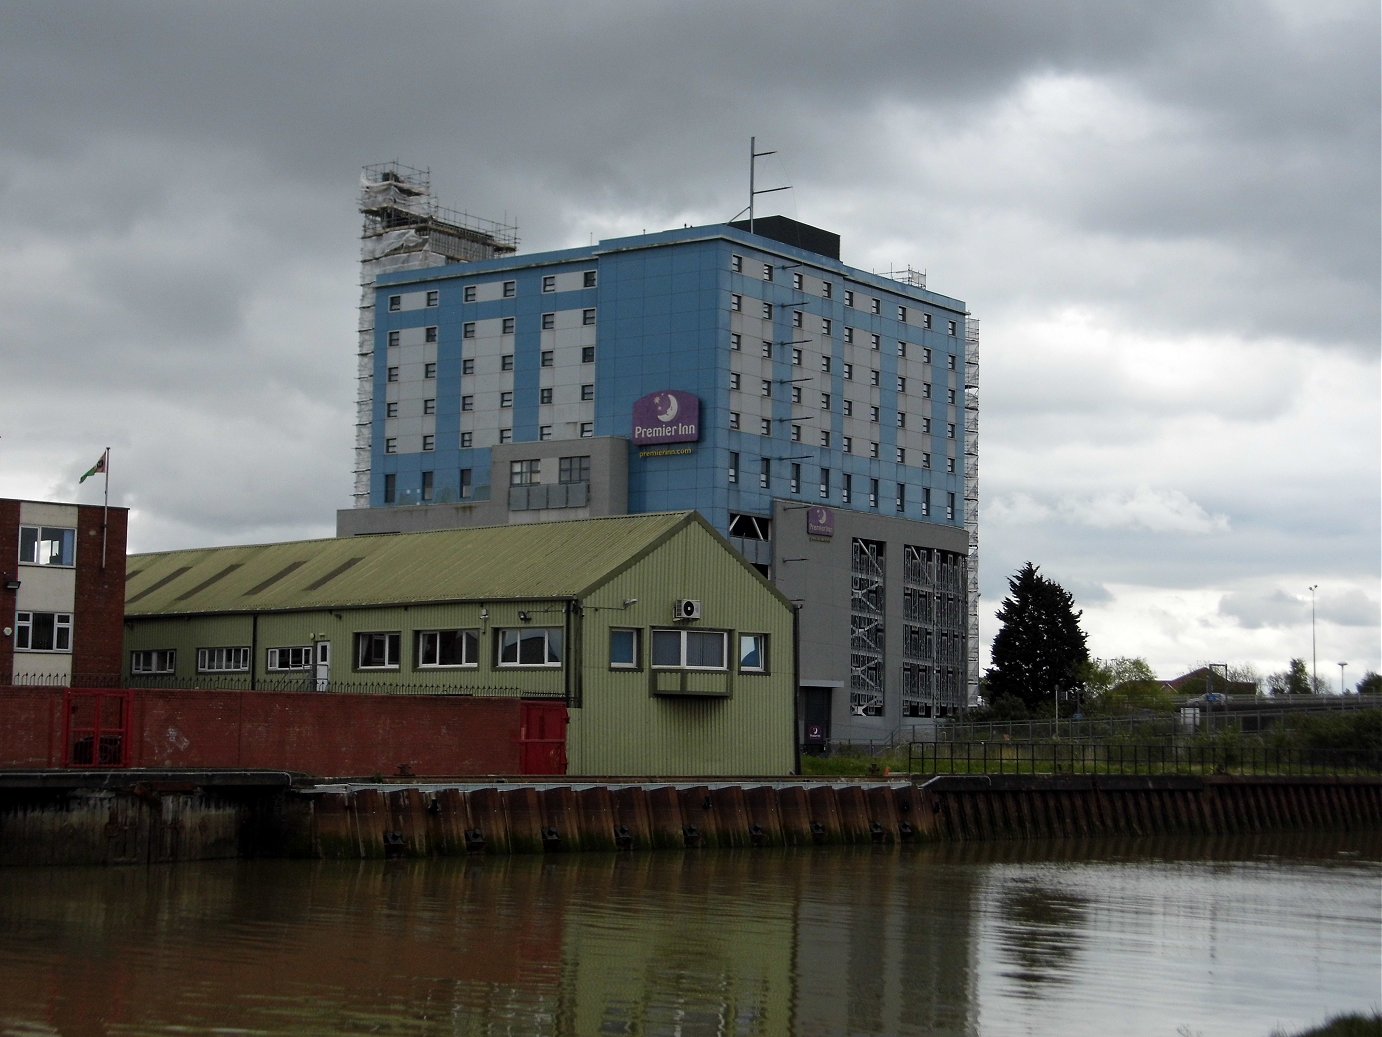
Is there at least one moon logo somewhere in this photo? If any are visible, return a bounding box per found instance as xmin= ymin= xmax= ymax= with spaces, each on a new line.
xmin=814 ymin=508 xmax=827 ymax=523
xmin=656 ymin=393 xmax=679 ymax=423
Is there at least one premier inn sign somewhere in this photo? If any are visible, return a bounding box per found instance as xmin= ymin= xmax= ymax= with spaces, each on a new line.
xmin=632 ymin=390 xmax=701 ymax=446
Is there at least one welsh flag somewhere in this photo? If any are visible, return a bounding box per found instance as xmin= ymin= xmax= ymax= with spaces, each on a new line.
xmin=79 ymin=452 xmax=106 ymax=483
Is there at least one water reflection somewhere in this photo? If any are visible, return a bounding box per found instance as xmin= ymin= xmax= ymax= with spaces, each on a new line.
xmin=0 ymin=833 xmax=1376 ymax=1036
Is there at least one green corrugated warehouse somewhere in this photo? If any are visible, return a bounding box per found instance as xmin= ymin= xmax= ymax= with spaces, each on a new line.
xmin=123 ymin=511 xmax=797 ymax=776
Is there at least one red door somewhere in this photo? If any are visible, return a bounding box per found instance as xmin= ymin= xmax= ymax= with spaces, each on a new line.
xmin=65 ymin=690 xmax=132 ymax=767
xmin=520 ymin=702 xmax=568 ymax=775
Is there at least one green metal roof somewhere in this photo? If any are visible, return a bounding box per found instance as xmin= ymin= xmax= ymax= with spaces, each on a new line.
xmin=125 ymin=512 xmax=700 ymax=616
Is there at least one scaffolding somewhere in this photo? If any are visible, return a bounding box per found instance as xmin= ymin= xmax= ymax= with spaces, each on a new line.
xmin=849 ymin=538 xmax=886 ymax=716
xmin=963 ymin=317 xmax=980 ymax=705
xmin=354 ymin=162 xmax=519 ymax=506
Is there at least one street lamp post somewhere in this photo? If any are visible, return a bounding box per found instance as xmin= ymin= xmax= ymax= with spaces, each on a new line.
xmin=1338 ymin=661 xmax=1348 ymax=696
xmin=1309 ymin=585 xmax=1319 ymax=693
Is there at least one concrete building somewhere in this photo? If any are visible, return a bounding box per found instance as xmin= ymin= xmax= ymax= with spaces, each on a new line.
xmin=123 ymin=512 xmax=797 ymax=776
xmin=341 ymin=163 xmax=979 ymax=747
xmin=1 ymin=498 xmax=128 ymax=686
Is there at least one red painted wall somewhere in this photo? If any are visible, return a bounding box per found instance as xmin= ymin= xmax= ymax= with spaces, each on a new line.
xmin=0 ymin=688 xmax=536 ymax=777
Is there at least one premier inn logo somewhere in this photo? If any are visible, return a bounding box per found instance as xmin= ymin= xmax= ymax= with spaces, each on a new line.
xmin=632 ymin=390 xmax=700 ymax=446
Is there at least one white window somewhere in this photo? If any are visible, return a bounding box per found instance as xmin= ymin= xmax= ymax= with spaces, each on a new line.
xmin=461 ymin=395 xmax=474 ymax=411
xmin=501 ymin=354 xmax=514 ymax=371
xmin=842 ymin=436 xmax=852 ymax=454
xmin=501 ymin=317 xmax=515 ymax=334
xmin=19 ymin=526 xmax=75 ymax=567
xmin=791 ymin=424 xmax=802 ymax=442
xmin=583 ymin=308 xmax=597 ymax=325
xmin=499 ymin=628 xmax=563 ymax=667
xmin=821 ymin=355 xmax=832 ymax=373
xmin=424 ymin=362 xmax=436 ymax=379
xmin=198 ymin=647 xmax=249 ymax=673
xmin=792 ymin=272 xmax=803 ymax=290
xmin=871 ymin=298 xmax=881 ymax=315
xmin=843 ymin=399 xmax=853 ymax=417
xmin=422 ymin=435 xmax=435 ymax=451
xmin=463 ymin=322 xmax=476 ymax=338
xmin=844 ymin=327 xmax=854 ymax=344
xmin=610 ymin=628 xmax=640 ymax=669
xmin=132 ymin=649 xmax=175 ymax=674
xmin=762 ymin=263 xmax=773 ymax=281
xmin=728 ymin=452 xmax=738 ymax=485
xmin=821 ymin=281 xmax=833 ymax=299
xmin=731 ymin=293 xmax=742 ymax=311
xmin=820 ymin=430 xmax=830 ymax=448
xmin=898 ymin=341 xmax=907 ymax=357
xmin=542 ymin=275 xmax=556 ymax=293
xmin=739 ymin=633 xmax=768 ymax=673
xmin=356 ymin=632 xmax=401 ymax=670
xmin=542 ymin=313 xmax=555 ymax=330
xmin=266 ymin=646 xmax=311 ymax=671
xmin=871 ymin=334 xmax=881 ymax=350
xmin=731 ymin=333 xmax=742 ymax=351
xmin=502 ymin=280 xmax=516 ymax=298
xmin=417 ymin=629 xmax=479 ymax=668
xmin=539 ymin=425 xmax=552 ymax=441
xmin=581 ymin=383 xmax=595 ymax=401
xmin=386 ymin=367 xmax=399 ymax=383
xmin=731 ymin=254 xmax=743 ymax=273
xmin=896 ymin=447 xmax=906 ymax=463
xmin=948 ymin=320 xmax=957 ymax=335
xmin=500 ymin=391 xmax=513 ymax=409
xmin=463 ymin=358 xmax=475 ymax=374
xmin=821 ymin=318 xmax=832 ymax=335
xmin=730 ymin=373 xmax=741 ymax=391
xmin=510 ymin=459 xmax=540 ymax=486
xmin=791 ymin=386 xmax=802 ymax=404
xmin=844 ymin=289 xmax=855 ymax=306
xmin=540 ymin=387 xmax=553 ymax=404
xmin=384 ymin=438 xmax=397 ymax=454
xmin=820 ymin=392 xmax=831 ymax=409
xmin=923 ymin=313 xmax=933 ymax=329
xmin=651 ymin=628 xmax=728 ymax=670
xmin=729 ymin=412 xmax=740 ymax=430
xmin=579 ymin=422 xmax=594 ymax=438
xmin=947 ymin=423 xmax=956 ymax=439
xmin=898 ymin=305 xmax=907 ymax=322
xmin=387 ymin=330 xmax=400 ymax=348
xmin=762 ymin=302 xmax=773 ymax=319
xmin=761 ymin=379 xmax=772 ymax=397
xmin=759 ymin=418 xmax=771 ymax=435
xmin=464 ymin=286 xmax=477 ymax=302
xmin=897 ymin=376 xmax=907 ymax=393
xmin=423 ymin=398 xmax=436 ymax=415
xmin=461 ymin=432 xmax=473 ymax=448
xmin=793 ymin=311 xmax=804 ymax=329
xmin=761 ymin=340 xmax=773 ymax=359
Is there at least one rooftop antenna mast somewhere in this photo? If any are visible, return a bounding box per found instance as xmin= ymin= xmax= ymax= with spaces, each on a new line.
xmin=748 ymin=136 xmax=791 ymax=234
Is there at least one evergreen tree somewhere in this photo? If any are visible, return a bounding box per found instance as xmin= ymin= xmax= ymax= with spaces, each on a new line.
xmin=985 ymin=562 xmax=1090 ymax=713
xmin=1267 ymin=658 xmax=1313 ymax=695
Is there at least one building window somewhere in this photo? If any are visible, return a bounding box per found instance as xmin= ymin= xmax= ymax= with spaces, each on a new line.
xmin=896 ymin=447 xmax=906 ymax=463
xmin=388 ymin=295 xmax=401 ymax=311
xmin=499 ymin=428 xmax=512 ymax=443
xmin=820 ymin=392 xmax=831 ymax=409
xmin=820 ymin=469 xmax=830 ymax=499
xmin=844 ymin=327 xmax=854 ymax=344
xmin=842 ymin=436 xmax=852 ymax=454
xmin=356 ymin=632 xmax=401 ymax=670
xmin=579 ymin=422 xmax=594 ymax=438
xmin=870 ymin=334 xmax=881 ymax=351
xmin=922 ymin=487 xmax=931 ymax=516
xmin=731 ymin=333 xmax=741 ymax=351
xmin=498 ymin=628 xmax=563 ymax=667
xmin=384 ymin=438 xmax=397 ymax=454
xmin=761 ymin=379 xmax=772 ymax=398
xmin=16 ymin=611 xmax=71 ymax=652
xmin=501 ymin=317 xmax=515 ymax=335
xmin=947 ymin=456 xmax=956 ymax=474
xmin=387 ymin=330 xmax=400 ymax=348
xmin=731 ymin=294 xmax=742 ymax=312
xmin=464 ymin=286 xmax=477 ymax=302
xmin=19 ymin=526 xmax=75 ymax=567
xmin=582 ymin=308 xmax=596 ymax=325
xmin=870 ymin=370 xmax=881 ymax=387
xmin=417 ymin=629 xmax=479 ymax=668
xmin=197 ymin=647 xmax=249 ymax=673
xmin=739 ymin=633 xmax=768 ymax=673
xmin=539 ymin=425 xmax=552 ymax=441
xmin=923 ymin=347 xmax=932 ymax=364
xmin=510 ymin=459 xmax=540 ymax=486
xmin=760 ymin=458 xmax=771 ymax=489
xmin=792 ymin=348 xmax=803 ymax=366
xmin=424 ymin=362 xmax=436 ymax=379
xmin=540 ymin=387 xmax=553 ymax=405
xmin=759 ymin=418 xmax=771 ymax=436
xmin=948 ymin=320 xmax=957 ymax=335
xmin=383 ymin=473 xmax=396 ymax=503
xmin=947 ymin=492 xmax=956 ymax=520
xmin=731 ymin=254 xmax=743 ymax=273
xmin=793 ymin=310 xmax=803 ymax=329
xmin=922 ymin=415 xmax=932 ymax=434
xmin=844 ymin=289 xmax=855 ymax=306
xmin=266 ymin=646 xmax=311 ymax=671
xmin=792 ymin=272 xmax=803 ymax=290
xmin=542 ymin=313 xmax=555 ymax=330
xmin=651 ymin=629 xmax=728 ymax=670
xmin=583 ymin=271 xmax=597 ymax=287
xmin=581 ymin=346 xmax=596 ymax=363
xmin=791 ymin=424 xmax=802 ymax=443
xmin=501 ymin=355 xmax=514 ymax=372
xmin=463 ymin=322 xmax=476 ymax=338
xmin=610 ymin=628 xmax=640 ymax=669
xmin=132 ymin=649 xmax=175 ymax=674
xmin=897 ymin=376 xmax=907 ymax=393
xmin=948 ymin=354 xmax=957 ymax=370
xmin=425 ymin=326 xmax=438 ymax=343
xmin=762 ymin=302 xmax=773 ymax=319
xmin=542 ymin=275 xmax=556 ymax=293
xmin=581 ymin=383 xmax=595 ymax=401
xmin=821 ymin=355 xmax=832 ymax=373
xmin=922 ymin=382 xmax=932 ymax=399
xmin=559 ymin=455 xmax=591 ymax=483
xmin=898 ymin=305 xmax=908 ymax=322
xmin=870 ymin=406 xmax=880 ymax=423
xmin=386 ymin=367 xmax=399 ymax=383
xmin=870 ymin=479 xmax=879 ymax=509
xmin=728 ymin=452 xmax=738 ymax=485
xmin=462 ymin=395 xmax=474 ymax=411
xmin=421 ymin=471 xmax=434 ymax=500
xmin=820 ymin=430 xmax=830 ymax=448
xmin=459 ymin=468 xmax=472 ymax=498
xmin=842 ymin=399 xmax=853 ymax=417
xmin=540 ymin=350 xmax=555 ymax=368
xmin=761 ymin=340 xmax=773 ymax=359
xmin=897 ymin=412 xmax=906 ymax=429
xmin=822 ymin=281 xmax=833 ymax=299
xmin=947 ymin=423 xmax=956 ymax=439
xmin=870 ymin=441 xmax=880 ymax=459
xmin=897 ymin=484 xmax=906 ymax=512
xmin=500 ymin=391 xmax=514 ymax=408
xmin=423 ymin=398 xmax=436 ymax=415
xmin=729 ymin=411 xmax=740 ymax=430
xmin=843 ymin=473 xmax=853 ymax=502
xmin=461 ymin=432 xmax=473 ymax=448
xmin=898 ymin=341 xmax=907 ymax=357
xmin=790 ymin=463 xmax=801 ymax=493
xmin=871 ymin=298 xmax=881 ymax=315
xmin=821 ymin=318 xmax=832 ymax=335
xmin=762 ymin=263 xmax=773 ymax=281
xmin=791 ymin=386 xmax=802 ymax=404
xmin=462 ymin=358 xmax=475 ymax=375
xmin=502 ymin=280 xmax=516 ymax=298
xmin=422 ymin=435 xmax=435 ymax=452
xmin=922 ymin=452 xmax=931 ymax=469
xmin=730 ymin=373 xmax=741 ymax=391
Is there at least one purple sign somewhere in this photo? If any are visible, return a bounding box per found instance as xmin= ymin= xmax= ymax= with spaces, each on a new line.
xmin=632 ymin=390 xmax=700 ymax=446
xmin=807 ymin=506 xmax=835 ymax=538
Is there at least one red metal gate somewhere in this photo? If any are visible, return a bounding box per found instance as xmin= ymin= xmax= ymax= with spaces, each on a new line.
xmin=519 ymin=702 xmax=568 ymax=775
xmin=65 ymin=689 xmax=132 ymax=767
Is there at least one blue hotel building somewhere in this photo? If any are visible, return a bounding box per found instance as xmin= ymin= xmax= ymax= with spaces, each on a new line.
xmin=340 ymin=164 xmax=978 ymax=747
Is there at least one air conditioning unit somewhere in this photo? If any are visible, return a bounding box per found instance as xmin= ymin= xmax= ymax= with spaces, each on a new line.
xmin=674 ymin=599 xmax=702 ymax=621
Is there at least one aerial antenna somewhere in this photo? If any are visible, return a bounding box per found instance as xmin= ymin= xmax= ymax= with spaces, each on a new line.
xmin=747 ymin=136 xmax=791 ymax=234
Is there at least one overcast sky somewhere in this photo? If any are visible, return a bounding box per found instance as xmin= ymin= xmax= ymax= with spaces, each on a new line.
xmin=2 ymin=1 xmax=1377 ymax=685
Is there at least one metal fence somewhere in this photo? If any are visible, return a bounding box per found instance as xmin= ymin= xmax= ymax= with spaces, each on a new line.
xmin=6 ymin=672 xmax=557 ymax=699
xmin=908 ymin=740 xmax=1382 ymax=778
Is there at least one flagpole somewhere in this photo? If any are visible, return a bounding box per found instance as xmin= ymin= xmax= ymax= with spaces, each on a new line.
xmin=101 ymin=447 xmax=110 ymax=571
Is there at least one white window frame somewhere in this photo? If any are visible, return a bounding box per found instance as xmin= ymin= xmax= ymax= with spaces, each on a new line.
xmin=651 ymin=628 xmax=728 ymax=671
xmin=197 ymin=646 xmax=250 ymax=673
xmin=266 ymin=646 xmax=312 ymax=671
xmin=356 ymin=632 xmax=401 ymax=670
xmin=609 ymin=628 xmax=640 ymax=669
xmin=417 ymin=629 xmax=479 ymax=668
xmin=498 ymin=627 xmax=564 ymax=668
xmin=15 ymin=611 xmax=71 ymax=652
xmin=739 ymin=633 xmax=768 ymax=673
xmin=132 ymin=648 xmax=176 ymax=674
xmin=19 ymin=526 xmax=76 ymax=567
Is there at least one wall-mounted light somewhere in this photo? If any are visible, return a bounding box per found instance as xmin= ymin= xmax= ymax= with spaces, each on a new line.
xmin=518 ymin=611 xmax=531 ymax=623
xmin=2 ymin=575 xmax=20 ymax=592
xmin=622 ymin=598 xmax=638 ymax=609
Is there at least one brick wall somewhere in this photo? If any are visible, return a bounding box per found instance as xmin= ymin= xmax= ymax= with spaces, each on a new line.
xmin=73 ymin=506 xmax=127 ymax=680
xmin=0 ymin=688 xmax=534 ymax=777
xmin=0 ymin=500 xmax=19 ymax=680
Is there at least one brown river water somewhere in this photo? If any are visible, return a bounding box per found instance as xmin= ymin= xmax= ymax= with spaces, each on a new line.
xmin=0 ymin=832 xmax=1377 ymax=1037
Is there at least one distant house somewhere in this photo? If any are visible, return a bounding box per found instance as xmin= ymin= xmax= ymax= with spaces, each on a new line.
xmin=122 ymin=512 xmax=797 ymax=776
xmin=1 ymin=498 xmax=128 ymax=686
xmin=1163 ymin=666 xmax=1258 ymax=699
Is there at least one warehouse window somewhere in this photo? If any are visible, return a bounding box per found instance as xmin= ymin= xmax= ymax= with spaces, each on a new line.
xmin=417 ymin=629 xmax=479 ymax=668
xmin=19 ymin=526 xmax=75 ymax=567
xmin=356 ymin=632 xmax=401 ymax=670
xmin=20 ymin=612 xmax=71 ymax=653
xmin=197 ymin=647 xmax=249 ymax=673
xmin=266 ymin=646 xmax=311 ymax=671
xmin=739 ymin=633 xmax=769 ymax=673
xmin=651 ymin=629 xmax=728 ymax=670
xmin=498 ymin=628 xmax=563 ymax=667
xmin=131 ymin=649 xmax=175 ymax=674
xmin=609 ymin=628 xmax=640 ymax=669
